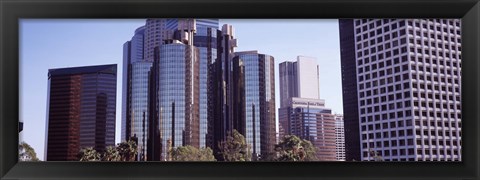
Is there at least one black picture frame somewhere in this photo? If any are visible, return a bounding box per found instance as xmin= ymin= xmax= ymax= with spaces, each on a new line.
xmin=1 ymin=0 xmax=479 ymax=179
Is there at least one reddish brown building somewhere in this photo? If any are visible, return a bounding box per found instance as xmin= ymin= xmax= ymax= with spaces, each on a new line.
xmin=45 ymin=64 xmax=117 ymax=161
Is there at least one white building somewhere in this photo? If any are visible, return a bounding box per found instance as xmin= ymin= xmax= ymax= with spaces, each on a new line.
xmin=279 ymin=56 xmax=320 ymax=108
xmin=353 ymin=19 xmax=462 ymax=161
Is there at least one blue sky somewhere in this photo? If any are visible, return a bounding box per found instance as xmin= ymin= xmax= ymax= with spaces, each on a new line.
xmin=20 ymin=19 xmax=342 ymax=160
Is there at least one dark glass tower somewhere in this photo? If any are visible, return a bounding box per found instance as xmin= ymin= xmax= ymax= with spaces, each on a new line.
xmin=231 ymin=51 xmax=276 ymax=159
xmin=193 ymin=23 xmax=218 ymax=148
xmin=208 ymin=24 xmax=237 ymax=160
xmin=45 ymin=64 xmax=117 ymax=161
xmin=339 ymin=19 xmax=361 ymax=161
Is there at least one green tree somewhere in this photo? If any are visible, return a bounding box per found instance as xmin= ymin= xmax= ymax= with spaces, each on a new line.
xmin=273 ymin=135 xmax=317 ymax=161
xmin=218 ymin=129 xmax=252 ymax=161
xmin=102 ymin=146 xmax=120 ymax=161
xmin=18 ymin=142 xmax=39 ymax=161
xmin=78 ymin=147 xmax=101 ymax=161
xmin=171 ymin=145 xmax=216 ymax=161
xmin=77 ymin=139 xmax=137 ymax=161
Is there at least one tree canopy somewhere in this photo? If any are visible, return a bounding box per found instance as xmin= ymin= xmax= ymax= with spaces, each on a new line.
xmin=78 ymin=139 xmax=138 ymax=161
xmin=19 ymin=141 xmax=40 ymax=161
xmin=78 ymin=147 xmax=101 ymax=161
xmin=218 ymin=129 xmax=252 ymax=161
xmin=273 ymin=135 xmax=318 ymax=161
xmin=171 ymin=145 xmax=216 ymax=161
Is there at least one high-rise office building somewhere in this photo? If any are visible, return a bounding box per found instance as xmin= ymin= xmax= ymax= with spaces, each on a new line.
xmin=155 ymin=20 xmax=201 ymax=160
xmin=122 ymin=26 xmax=145 ymax=142
xmin=122 ymin=25 xmax=154 ymax=161
xmin=208 ymin=24 xmax=237 ymax=160
xmin=193 ymin=21 xmax=219 ymax=148
xmin=340 ymin=19 xmax=462 ymax=161
xmin=231 ymin=51 xmax=276 ymax=159
xmin=278 ymin=56 xmax=339 ymax=161
xmin=279 ymin=56 xmax=320 ymax=108
xmin=339 ymin=19 xmax=361 ymax=161
xmin=280 ymin=97 xmax=337 ymax=161
xmin=278 ymin=56 xmax=320 ymax=137
xmin=122 ymin=19 xmax=220 ymax=161
xmin=45 ymin=64 xmax=117 ymax=161
xmin=334 ymin=114 xmax=346 ymax=161
xmin=131 ymin=61 xmax=153 ymax=161
xmin=144 ymin=19 xmax=167 ymax=62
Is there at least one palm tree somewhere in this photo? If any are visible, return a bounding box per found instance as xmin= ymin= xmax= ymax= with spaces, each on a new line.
xmin=78 ymin=147 xmax=101 ymax=161
xmin=102 ymin=146 xmax=120 ymax=161
xmin=117 ymin=139 xmax=138 ymax=161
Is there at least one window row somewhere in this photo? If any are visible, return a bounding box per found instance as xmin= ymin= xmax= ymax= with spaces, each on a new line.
xmin=359 ymin=110 xmax=412 ymax=122
xmin=357 ymin=55 xmax=408 ymax=67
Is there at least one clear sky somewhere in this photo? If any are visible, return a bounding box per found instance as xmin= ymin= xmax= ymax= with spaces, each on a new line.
xmin=19 ymin=19 xmax=342 ymax=161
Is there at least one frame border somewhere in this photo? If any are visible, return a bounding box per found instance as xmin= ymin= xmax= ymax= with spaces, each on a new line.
xmin=1 ymin=0 xmax=479 ymax=179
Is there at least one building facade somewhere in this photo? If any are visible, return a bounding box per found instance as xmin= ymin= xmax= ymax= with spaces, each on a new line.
xmin=156 ymin=21 xmax=201 ymax=160
xmin=122 ymin=19 xmax=220 ymax=161
xmin=45 ymin=64 xmax=117 ymax=161
xmin=281 ymin=97 xmax=337 ymax=161
xmin=279 ymin=56 xmax=320 ymax=108
xmin=231 ymin=51 xmax=276 ymax=159
xmin=130 ymin=61 xmax=153 ymax=161
xmin=208 ymin=24 xmax=237 ymax=160
xmin=278 ymin=56 xmax=321 ymax=139
xmin=122 ymin=26 xmax=145 ymax=142
xmin=339 ymin=19 xmax=362 ymax=161
xmin=144 ymin=19 xmax=167 ymax=62
xmin=341 ymin=19 xmax=462 ymax=161
xmin=334 ymin=114 xmax=346 ymax=161
xmin=193 ymin=22 xmax=219 ymax=148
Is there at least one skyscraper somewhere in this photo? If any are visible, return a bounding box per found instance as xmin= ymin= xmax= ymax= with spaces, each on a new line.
xmin=231 ymin=51 xmax=276 ymax=159
xmin=156 ymin=19 xmax=201 ymax=160
xmin=208 ymin=24 xmax=237 ymax=160
xmin=278 ymin=56 xmax=321 ymax=139
xmin=338 ymin=19 xmax=361 ymax=161
xmin=193 ymin=20 xmax=219 ymax=148
xmin=278 ymin=55 xmax=339 ymax=161
xmin=122 ymin=26 xmax=145 ymax=142
xmin=122 ymin=19 xmax=220 ymax=161
xmin=340 ymin=19 xmax=462 ymax=161
xmin=131 ymin=61 xmax=153 ymax=161
xmin=144 ymin=19 xmax=167 ymax=62
xmin=45 ymin=64 xmax=117 ymax=161
xmin=279 ymin=56 xmax=320 ymax=108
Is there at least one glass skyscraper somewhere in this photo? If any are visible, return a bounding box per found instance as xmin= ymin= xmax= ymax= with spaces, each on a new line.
xmin=122 ymin=19 xmax=220 ymax=160
xmin=45 ymin=64 xmax=117 ymax=161
xmin=156 ymin=21 xmax=201 ymax=160
xmin=122 ymin=26 xmax=145 ymax=142
xmin=130 ymin=61 xmax=153 ymax=161
xmin=208 ymin=24 xmax=237 ymax=160
xmin=231 ymin=51 xmax=276 ymax=159
xmin=194 ymin=22 xmax=218 ymax=148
